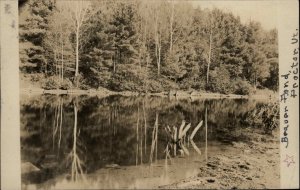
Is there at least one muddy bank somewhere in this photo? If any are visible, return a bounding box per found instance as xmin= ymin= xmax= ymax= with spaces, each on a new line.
xmin=160 ymin=129 xmax=280 ymax=189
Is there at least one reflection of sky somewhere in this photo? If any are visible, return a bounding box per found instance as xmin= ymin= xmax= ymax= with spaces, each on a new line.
xmin=31 ymin=144 xmax=227 ymax=190
xmin=190 ymin=0 xmax=278 ymax=30
xmin=21 ymin=95 xmax=267 ymax=189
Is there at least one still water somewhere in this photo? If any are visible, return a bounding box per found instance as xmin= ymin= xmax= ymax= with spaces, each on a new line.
xmin=20 ymin=94 xmax=269 ymax=189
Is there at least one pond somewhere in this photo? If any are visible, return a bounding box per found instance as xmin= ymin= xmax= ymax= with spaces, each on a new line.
xmin=20 ymin=94 xmax=271 ymax=189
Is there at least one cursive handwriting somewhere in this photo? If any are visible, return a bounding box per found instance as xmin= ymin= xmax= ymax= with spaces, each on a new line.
xmin=280 ymin=29 xmax=299 ymax=148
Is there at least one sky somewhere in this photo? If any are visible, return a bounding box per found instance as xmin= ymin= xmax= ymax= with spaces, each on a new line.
xmin=190 ymin=0 xmax=278 ymax=30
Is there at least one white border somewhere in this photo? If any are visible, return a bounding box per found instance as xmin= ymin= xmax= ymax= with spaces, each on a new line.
xmin=0 ymin=0 xmax=299 ymax=189
xmin=1 ymin=0 xmax=21 ymax=189
xmin=278 ymin=0 xmax=299 ymax=188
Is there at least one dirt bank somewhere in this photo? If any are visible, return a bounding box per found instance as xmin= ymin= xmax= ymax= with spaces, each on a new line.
xmin=20 ymin=73 xmax=277 ymax=100
xmin=20 ymin=87 xmax=277 ymax=101
xmin=160 ymin=129 xmax=280 ymax=189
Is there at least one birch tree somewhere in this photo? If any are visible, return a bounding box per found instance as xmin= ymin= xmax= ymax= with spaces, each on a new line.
xmin=203 ymin=9 xmax=226 ymax=85
xmin=60 ymin=0 xmax=90 ymax=79
xmin=150 ymin=1 xmax=168 ymax=76
xmin=207 ymin=24 xmax=212 ymax=84
xmin=45 ymin=5 xmax=72 ymax=82
xmin=169 ymin=0 xmax=175 ymax=52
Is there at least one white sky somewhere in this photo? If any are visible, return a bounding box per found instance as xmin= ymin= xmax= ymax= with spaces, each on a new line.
xmin=190 ymin=0 xmax=278 ymax=30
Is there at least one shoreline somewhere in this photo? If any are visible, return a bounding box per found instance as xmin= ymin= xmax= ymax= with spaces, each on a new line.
xmin=159 ymin=129 xmax=280 ymax=189
xmin=21 ymin=129 xmax=280 ymax=189
xmin=20 ymin=87 xmax=278 ymax=100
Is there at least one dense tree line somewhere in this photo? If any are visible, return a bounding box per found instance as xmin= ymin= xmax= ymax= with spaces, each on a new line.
xmin=19 ymin=0 xmax=278 ymax=94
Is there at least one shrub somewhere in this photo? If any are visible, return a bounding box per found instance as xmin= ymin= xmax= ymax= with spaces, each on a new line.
xmin=42 ymin=76 xmax=74 ymax=90
xmin=60 ymin=79 xmax=73 ymax=90
xmin=70 ymin=73 xmax=89 ymax=89
xmin=244 ymin=102 xmax=279 ymax=135
xmin=30 ymin=74 xmax=44 ymax=83
xmin=207 ymin=66 xmax=233 ymax=94
xmin=233 ymin=79 xmax=253 ymax=95
xmin=42 ymin=76 xmax=60 ymax=90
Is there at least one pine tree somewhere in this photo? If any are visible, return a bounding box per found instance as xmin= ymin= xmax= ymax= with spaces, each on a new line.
xmin=19 ymin=0 xmax=54 ymax=73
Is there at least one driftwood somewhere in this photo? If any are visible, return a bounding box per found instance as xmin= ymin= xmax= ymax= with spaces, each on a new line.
xmin=165 ymin=120 xmax=203 ymax=158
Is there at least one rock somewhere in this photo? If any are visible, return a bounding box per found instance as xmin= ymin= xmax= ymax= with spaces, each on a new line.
xmin=206 ymin=178 xmax=215 ymax=183
xmin=105 ymin=164 xmax=121 ymax=169
xmin=238 ymin=164 xmax=250 ymax=170
xmin=169 ymin=90 xmax=176 ymax=96
xmin=41 ymin=161 xmax=58 ymax=169
xmin=223 ymin=168 xmax=233 ymax=172
xmin=21 ymin=162 xmax=40 ymax=174
xmin=246 ymin=177 xmax=252 ymax=180
xmin=244 ymin=149 xmax=251 ymax=154
xmin=207 ymin=162 xmax=218 ymax=169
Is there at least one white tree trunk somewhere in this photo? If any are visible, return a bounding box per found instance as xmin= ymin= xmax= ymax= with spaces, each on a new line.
xmin=207 ymin=28 xmax=212 ymax=84
xmin=61 ymin=40 xmax=64 ymax=82
xmin=169 ymin=1 xmax=174 ymax=52
xmin=75 ymin=26 xmax=79 ymax=77
xmin=154 ymin=13 xmax=161 ymax=76
xmin=157 ymin=38 xmax=161 ymax=76
xmin=71 ymin=102 xmax=78 ymax=181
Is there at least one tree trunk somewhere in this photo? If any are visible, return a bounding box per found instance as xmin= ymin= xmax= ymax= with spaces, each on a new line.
xmin=157 ymin=39 xmax=161 ymax=76
xmin=205 ymin=107 xmax=208 ymax=161
xmin=54 ymin=51 xmax=58 ymax=76
xmin=155 ymin=112 xmax=158 ymax=162
xmin=113 ymin=54 xmax=116 ymax=73
xmin=169 ymin=1 xmax=174 ymax=52
xmin=143 ymin=100 xmax=147 ymax=154
xmin=136 ymin=106 xmax=139 ymax=166
xmin=207 ymin=28 xmax=212 ymax=84
xmin=58 ymin=98 xmax=63 ymax=149
xmin=61 ymin=40 xmax=64 ymax=82
xmin=145 ymin=54 xmax=149 ymax=93
xmin=154 ymin=11 xmax=160 ymax=76
xmin=71 ymin=101 xmax=78 ymax=181
xmin=75 ymin=26 xmax=80 ymax=77
xmin=254 ymin=72 xmax=257 ymax=91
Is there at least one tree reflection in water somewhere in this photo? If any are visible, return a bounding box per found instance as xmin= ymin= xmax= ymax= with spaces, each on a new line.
xmin=20 ymin=95 xmax=273 ymax=186
xmin=66 ymin=100 xmax=86 ymax=183
xmin=149 ymin=112 xmax=158 ymax=165
xmin=52 ymin=97 xmax=63 ymax=152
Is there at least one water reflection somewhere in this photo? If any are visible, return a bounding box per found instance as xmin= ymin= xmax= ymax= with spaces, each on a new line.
xmin=20 ymin=95 xmax=268 ymax=189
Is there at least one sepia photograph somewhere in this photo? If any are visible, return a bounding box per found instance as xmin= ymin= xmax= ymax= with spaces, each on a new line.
xmin=0 ymin=0 xmax=296 ymax=189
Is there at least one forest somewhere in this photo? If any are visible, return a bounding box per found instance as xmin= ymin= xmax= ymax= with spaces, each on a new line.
xmin=19 ymin=0 xmax=279 ymax=95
